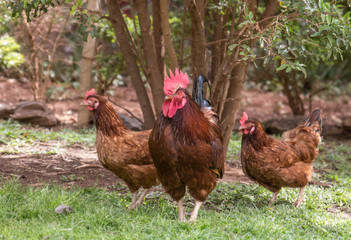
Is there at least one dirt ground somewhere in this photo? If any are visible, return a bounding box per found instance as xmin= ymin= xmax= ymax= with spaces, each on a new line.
xmin=0 ymin=78 xmax=349 ymax=189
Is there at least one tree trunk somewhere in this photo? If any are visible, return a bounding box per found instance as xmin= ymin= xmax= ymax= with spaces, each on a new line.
xmin=135 ymin=0 xmax=164 ymax=115
xmin=279 ymin=70 xmax=305 ymax=115
xmin=220 ymin=63 xmax=248 ymax=153
xmin=160 ymin=0 xmax=178 ymax=71
xmin=77 ymin=0 xmax=99 ymax=127
xmin=106 ymin=0 xmax=155 ymax=129
xmin=152 ymin=0 xmax=165 ymax=78
xmin=187 ymin=0 xmax=207 ymax=77
xmin=210 ymin=0 xmax=222 ymax=83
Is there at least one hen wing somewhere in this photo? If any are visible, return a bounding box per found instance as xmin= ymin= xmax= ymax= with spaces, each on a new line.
xmin=281 ymin=109 xmax=322 ymax=163
xmin=122 ymin=130 xmax=154 ymax=165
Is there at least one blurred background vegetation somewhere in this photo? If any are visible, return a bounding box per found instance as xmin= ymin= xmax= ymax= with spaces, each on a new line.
xmin=1 ymin=1 xmax=348 ymax=102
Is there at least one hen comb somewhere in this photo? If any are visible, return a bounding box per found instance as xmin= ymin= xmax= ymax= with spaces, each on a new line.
xmin=163 ymin=68 xmax=189 ymax=95
xmin=84 ymin=88 xmax=96 ymax=99
xmin=240 ymin=112 xmax=248 ymax=126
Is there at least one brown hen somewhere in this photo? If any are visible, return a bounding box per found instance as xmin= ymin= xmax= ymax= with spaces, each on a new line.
xmin=240 ymin=109 xmax=322 ymax=207
xmin=81 ymin=89 xmax=159 ymax=209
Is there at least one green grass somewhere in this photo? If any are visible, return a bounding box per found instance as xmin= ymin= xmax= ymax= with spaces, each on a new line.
xmin=0 ymin=121 xmax=350 ymax=239
xmin=0 ymin=177 xmax=350 ymax=239
xmin=0 ymin=119 xmax=96 ymax=152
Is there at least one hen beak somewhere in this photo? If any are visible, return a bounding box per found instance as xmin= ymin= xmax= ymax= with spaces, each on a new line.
xmin=80 ymin=100 xmax=88 ymax=106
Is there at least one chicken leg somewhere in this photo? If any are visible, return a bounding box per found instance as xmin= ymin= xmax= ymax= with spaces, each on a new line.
xmin=129 ymin=191 xmax=139 ymax=210
xmin=293 ymin=187 xmax=305 ymax=207
xmin=177 ymin=198 xmax=186 ymax=221
xmin=189 ymin=200 xmax=203 ymax=221
xmin=136 ymin=188 xmax=150 ymax=206
xmin=268 ymin=190 xmax=280 ymax=207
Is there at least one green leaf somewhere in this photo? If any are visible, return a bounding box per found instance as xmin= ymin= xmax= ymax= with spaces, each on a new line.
xmin=248 ymin=11 xmax=253 ymax=22
xmin=300 ymin=67 xmax=307 ymax=78
xmin=228 ymin=44 xmax=238 ymax=52
xmin=70 ymin=5 xmax=77 ymax=15
xmin=276 ymin=63 xmax=288 ymax=71
xmin=83 ymin=31 xmax=90 ymax=42
xmin=311 ymin=31 xmax=321 ymax=37
xmin=323 ymin=2 xmax=331 ymax=11
xmin=326 ymin=15 xmax=332 ymax=25
xmin=327 ymin=34 xmax=333 ymax=44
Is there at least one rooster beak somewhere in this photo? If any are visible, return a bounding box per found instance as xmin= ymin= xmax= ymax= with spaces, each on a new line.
xmin=239 ymin=126 xmax=245 ymax=131
xmin=165 ymin=95 xmax=172 ymax=100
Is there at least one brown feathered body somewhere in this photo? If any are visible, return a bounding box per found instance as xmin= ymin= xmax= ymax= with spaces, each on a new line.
xmin=87 ymin=96 xmax=159 ymax=194
xmin=149 ymin=90 xmax=225 ymax=203
xmin=240 ymin=109 xmax=322 ymax=206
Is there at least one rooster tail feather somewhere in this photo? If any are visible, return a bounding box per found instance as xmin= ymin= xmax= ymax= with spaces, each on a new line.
xmin=197 ymin=75 xmax=211 ymax=108
xmin=195 ymin=75 xmax=220 ymax=125
xmin=304 ymin=109 xmax=322 ymax=133
xmin=192 ymin=76 xmax=198 ymax=104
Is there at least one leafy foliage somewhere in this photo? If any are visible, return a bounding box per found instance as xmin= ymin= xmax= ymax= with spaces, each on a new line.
xmin=0 ymin=0 xmax=13 ymax=34
xmin=264 ymin=0 xmax=351 ymax=76
xmin=8 ymin=0 xmax=62 ymax=22
xmin=0 ymin=34 xmax=24 ymax=69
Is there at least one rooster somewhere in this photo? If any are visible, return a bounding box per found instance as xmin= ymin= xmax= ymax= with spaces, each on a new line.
xmin=240 ymin=109 xmax=322 ymax=207
xmin=80 ymin=89 xmax=159 ymax=209
xmin=149 ymin=70 xmax=225 ymax=221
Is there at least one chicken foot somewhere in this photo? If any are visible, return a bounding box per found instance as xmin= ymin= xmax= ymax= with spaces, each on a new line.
xmin=268 ymin=190 xmax=280 ymax=207
xmin=293 ymin=187 xmax=305 ymax=207
xmin=177 ymin=198 xmax=186 ymax=221
xmin=189 ymin=200 xmax=203 ymax=221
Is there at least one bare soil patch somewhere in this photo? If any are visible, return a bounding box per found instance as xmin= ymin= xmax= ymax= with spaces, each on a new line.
xmin=0 ymin=142 xmax=120 ymax=188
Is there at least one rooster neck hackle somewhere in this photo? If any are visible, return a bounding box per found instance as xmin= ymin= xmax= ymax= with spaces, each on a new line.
xmin=157 ymin=92 xmax=213 ymax=144
xmin=93 ymin=98 xmax=127 ymax=137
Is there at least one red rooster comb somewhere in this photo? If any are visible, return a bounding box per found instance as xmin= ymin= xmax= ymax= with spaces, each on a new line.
xmin=240 ymin=112 xmax=248 ymax=126
xmin=84 ymin=88 xmax=96 ymax=99
xmin=163 ymin=68 xmax=189 ymax=96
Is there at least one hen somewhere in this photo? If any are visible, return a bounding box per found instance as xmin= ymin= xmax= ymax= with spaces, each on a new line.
xmin=240 ymin=109 xmax=322 ymax=207
xmin=149 ymin=70 xmax=225 ymax=221
xmin=81 ymin=89 xmax=159 ymax=209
